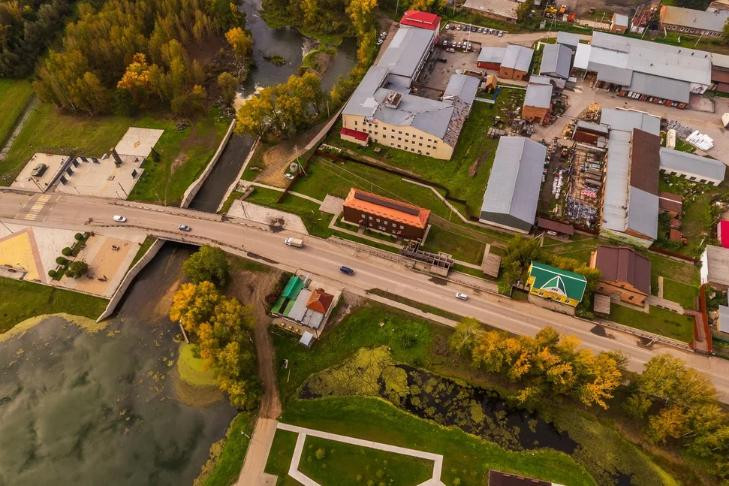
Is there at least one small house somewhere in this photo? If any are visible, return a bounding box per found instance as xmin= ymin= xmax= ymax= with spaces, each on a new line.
xmin=522 ymin=83 xmax=553 ymax=124
xmin=590 ymin=246 xmax=651 ymax=306
xmin=610 ymin=13 xmax=629 ymax=33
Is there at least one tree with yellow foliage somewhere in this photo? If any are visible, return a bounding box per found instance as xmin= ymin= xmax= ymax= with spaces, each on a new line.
xmin=225 ymin=27 xmax=253 ymax=61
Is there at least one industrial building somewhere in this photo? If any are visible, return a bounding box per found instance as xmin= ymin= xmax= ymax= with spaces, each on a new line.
xmin=522 ymin=82 xmax=553 ymax=124
xmin=659 ymin=5 xmax=729 ymax=37
xmin=711 ymin=53 xmax=729 ymax=93
xmin=701 ymin=245 xmax=729 ymax=290
xmin=599 ymin=108 xmax=662 ymax=247
xmin=476 ymin=44 xmax=534 ymax=80
xmin=573 ymin=32 xmax=713 ymax=108
xmin=342 ymin=188 xmax=431 ymax=240
xmin=539 ymin=43 xmax=573 ymax=80
xmin=527 ymin=261 xmax=587 ymax=308
xmin=590 ymin=246 xmax=651 ymax=306
xmin=399 ymin=9 xmax=441 ymax=30
xmin=340 ymin=12 xmax=481 ymax=160
xmin=479 ymin=137 xmax=547 ymax=233
xmin=659 ymin=148 xmax=726 ymax=186
xmin=556 ymin=31 xmax=581 ymax=51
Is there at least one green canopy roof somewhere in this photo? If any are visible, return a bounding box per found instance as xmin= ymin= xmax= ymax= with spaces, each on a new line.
xmin=281 ymin=276 xmax=304 ymax=300
xmin=529 ymin=261 xmax=587 ymax=302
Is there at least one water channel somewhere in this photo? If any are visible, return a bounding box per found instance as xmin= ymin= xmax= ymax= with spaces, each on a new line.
xmin=0 ymin=1 xmax=354 ymax=482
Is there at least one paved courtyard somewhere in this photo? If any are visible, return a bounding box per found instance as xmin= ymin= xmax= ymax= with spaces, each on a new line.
xmin=227 ymin=199 xmax=308 ymax=234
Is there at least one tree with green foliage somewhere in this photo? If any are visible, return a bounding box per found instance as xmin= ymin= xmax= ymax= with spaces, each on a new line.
xmin=183 ymin=245 xmax=230 ymax=288
xmin=217 ymin=71 xmax=239 ymax=106
xmin=66 ymin=260 xmax=88 ymax=278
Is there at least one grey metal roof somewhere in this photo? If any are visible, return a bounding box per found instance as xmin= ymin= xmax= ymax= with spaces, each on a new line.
xmin=589 ymin=31 xmax=712 ymax=87
xmin=379 ymin=26 xmax=435 ymax=78
xmin=443 ymin=74 xmax=480 ymax=105
xmin=524 ymin=83 xmax=553 ymax=108
xmin=602 ymin=130 xmax=632 ymax=233
xmin=478 ymin=47 xmax=506 ymax=64
xmin=481 ymin=137 xmax=546 ymax=227
xmin=662 ymin=5 xmax=729 ymax=33
xmin=600 ymin=108 xmax=661 ymax=135
xmin=576 ymin=120 xmax=609 ymax=135
xmin=342 ymin=66 xmax=389 ymax=117
xmin=629 ymin=72 xmax=690 ymax=103
xmin=702 ymin=245 xmax=729 ymax=287
xmin=501 ymin=44 xmax=534 ymax=72
xmin=539 ymin=43 xmax=572 ymax=79
xmin=593 ymin=63 xmax=633 ymax=86
xmin=612 ymin=13 xmax=629 ymax=27
xmin=627 ymin=187 xmax=659 ymax=240
xmin=373 ymin=88 xmax=454 ymax=139
xmin=573 ymin=42 xmax=591 ymax=70
xmin=287 ymin=289 xmax=312 ymax=322
xmin=719 ymin=305 xmax=729 ymax=334
xmin=659 ymin=147 xmax=727 ymax=183
xmin=557 ymin=31 xmax=581 ymax=48
xmin=529 ymin=75 xmax=553 ymax=85
xmin=712 ymin=52 xmax=729 ymax=69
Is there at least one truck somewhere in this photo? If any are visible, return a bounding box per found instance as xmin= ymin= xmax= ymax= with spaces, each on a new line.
xmin=284 ymin=237 xmax=304 ymax=248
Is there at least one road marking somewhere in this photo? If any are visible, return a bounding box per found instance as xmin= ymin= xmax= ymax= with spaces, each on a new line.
xmin=19 ymin=194 xmax=51 ymax=220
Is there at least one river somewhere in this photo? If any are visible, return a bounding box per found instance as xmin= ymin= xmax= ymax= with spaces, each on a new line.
xmin=189 ymin=0 xmax=355 ymax=212
xmin=0 ymin=2 xmax=355 ymax=482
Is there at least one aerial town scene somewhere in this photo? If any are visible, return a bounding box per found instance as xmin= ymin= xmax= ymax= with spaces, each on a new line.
xmin=2 ymin=0 xmax=729 ymax=484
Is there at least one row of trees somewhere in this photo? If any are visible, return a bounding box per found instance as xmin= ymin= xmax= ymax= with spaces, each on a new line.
xmin=169 ymin=246 xmax=259 ymax=409
xmin=450 ymin=320 xmax=625 ymax=409
xmin=32 ymin=0 xmax=245 ymax=115
xmin=0 ymin=0 xmax=75 ymax=77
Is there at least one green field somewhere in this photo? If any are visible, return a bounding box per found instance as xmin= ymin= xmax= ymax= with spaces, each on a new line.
xmin=0 ymin=79 xmax=34 ymax=149
xmin=299 ymin=435 xmax=434 ymax=485
xmin=0 ymin=277 xmax=108 ymax=332
xmin=0 ymin=103 xmax=228 ymax=204
xmin=245 ymin=187 xmax=333 ymax=237
xmin=267 ymin=397 xmax=596 ymax=486
xmin=609 ymin=305 xmax=695 ymax=343
xmin=662 ymin=278 xmax=699 ymax=310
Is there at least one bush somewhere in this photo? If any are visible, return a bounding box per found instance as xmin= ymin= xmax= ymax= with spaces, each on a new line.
xmin=315 ymin=448 xmax=326 ymax=460
xmin=48 ymin=269 xmax=57 ymax=279
xmin=61 ymin=247 xmax=73 ymax=257
xmin=56 ymin=256 xmax=69 ymax=266
xmin=74 ymin=233 xmax=85 ymax=241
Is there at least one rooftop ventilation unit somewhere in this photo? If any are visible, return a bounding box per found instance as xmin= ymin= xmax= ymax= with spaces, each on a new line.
xmin=383 ymin=91 xmax=402 ymax=109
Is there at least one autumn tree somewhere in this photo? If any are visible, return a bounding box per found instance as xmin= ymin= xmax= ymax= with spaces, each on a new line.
xmin=217 ymin=71 xmax=239 ymax=106
xmin=225 ymin=27 xmax=253 ymax=61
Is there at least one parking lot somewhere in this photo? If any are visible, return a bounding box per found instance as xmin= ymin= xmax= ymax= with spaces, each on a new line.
xmin=415 ymin=46 xmax=481 ymax=95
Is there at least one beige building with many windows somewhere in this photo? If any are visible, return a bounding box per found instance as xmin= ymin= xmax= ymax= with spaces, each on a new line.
xmin=340 ymin=21 xmax=480 ymax=160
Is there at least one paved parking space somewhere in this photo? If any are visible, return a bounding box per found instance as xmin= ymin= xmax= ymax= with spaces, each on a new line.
xmin=11 ymin=153 xmax=68 ymax=193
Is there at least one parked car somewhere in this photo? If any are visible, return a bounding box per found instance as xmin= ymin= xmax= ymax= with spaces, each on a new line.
xmin=456 ymin=24 xmax=462 ymax=30
xmin=446 ymin=23 xmax=452 ymax=29
xmin=339 ymin=266 xmax=355 ymax=276
xmin=178 ymin=224 xmax=191 ymax=232
xmin=498 ymin=30 xmax=504 ymax=37
xmin=112 ymin=215 xmax=127 ymax=223
xmin=455 ymin=292 xmax=469 ymax=301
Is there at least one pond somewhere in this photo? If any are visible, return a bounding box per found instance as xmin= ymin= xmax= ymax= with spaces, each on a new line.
xmin=0 ymin=245 xmax=235 ymax=485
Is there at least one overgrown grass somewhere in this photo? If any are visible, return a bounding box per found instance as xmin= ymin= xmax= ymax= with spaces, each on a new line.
xmin=177 ymin=342 xmax=217 ymax=386
xmin=129 ymin=236 xmax=158 ymax=267
xmin=264 ymin=430 xmax=299 ymax=485
xmin=0 ymin=103 xmax=228 ymax=205
xmin=366 ymin=289 xmax=464 ymax=322
xmin=275 ymin=397 xmax=596 ymax=486
xmin=0 ymin=79 xmax=34 ymax=148
xmin=195 ymin=412 xmax=255 ymax=486
xmin=609 ymin=305 xmax=694 ymax=343
xmin=662 ymin=278 xmax=699 ymax=310
xmin=0 ymin=277 xmax=108 ymax=332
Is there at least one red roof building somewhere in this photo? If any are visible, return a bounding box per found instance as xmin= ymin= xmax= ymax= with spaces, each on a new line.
xmin=720 ymin=220 xmax=729 ymax=248
xmin=306 ymin=288 xmax=334 ymax=314
xmin=342 ymin=188 xmax=431 ymax=240
xmin=399 ymin=10 xmax=441 ymax=31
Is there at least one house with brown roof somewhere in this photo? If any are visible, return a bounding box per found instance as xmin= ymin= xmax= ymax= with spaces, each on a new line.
xmin=342 ymin=188 xmax=431 ymax=240
xmin=307 ymin=289 xmax=334 ymax=314
xmin=590 ymin=246 xmax=651 ymax=306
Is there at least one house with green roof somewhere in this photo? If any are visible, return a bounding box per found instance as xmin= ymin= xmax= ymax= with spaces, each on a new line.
xmin=527 ymin=261 xmax=587 ymax=308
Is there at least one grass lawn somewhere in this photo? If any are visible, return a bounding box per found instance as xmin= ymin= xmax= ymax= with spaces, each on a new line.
xmin=0 ymin=79 xmax=34 ymax=148
xmin=325 ymin=90 xmax=525 ymax=217
xmin=0 ymin=103 xmax=228 ymax=205
xmin=196 ymin=412 xmax=256 ymax=486
xmin=245 ymin=187 xmax=333 ymax=237
xmin=177 ymin=342 xmax=217 ymax=386
xmin=662 ymin=278 xmax=699 ymax=310
xmin=129 ymin=235 xmax=158 ymax=267
xmin=265 ymin=430 xmax=299 ymax=485
xmin=647 ymin=252 xmax=699 ymax=288
xmin=609 ymin=305 xmax=694 ymax=343
xmin=0 ymin=277 xmax=108 ymax=332
xmin=274 ymin=397 xmax=596 ymax=486
xmin=299 ymin=435 xmax=434 ymax=485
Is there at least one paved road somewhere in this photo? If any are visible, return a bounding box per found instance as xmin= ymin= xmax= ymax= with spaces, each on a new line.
xmin=3 ymin=190 xmax=729 ymax=401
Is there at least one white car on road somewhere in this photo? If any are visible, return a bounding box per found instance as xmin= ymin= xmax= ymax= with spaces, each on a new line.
xmin=455 ymin=292 xmax=469 ymax=301
xmin=112 ymin=215 xmax=127 ymax=223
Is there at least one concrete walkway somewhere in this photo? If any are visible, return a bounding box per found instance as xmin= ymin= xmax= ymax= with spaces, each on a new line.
xmin=245 ymin=181 xmax=324 ymax=205
xmin=277 ymin=422 xmax=445 ymax=486
xmin=237 ymin=418 xmax=280 ymax=485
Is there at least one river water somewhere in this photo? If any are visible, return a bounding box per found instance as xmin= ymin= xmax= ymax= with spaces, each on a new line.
xmin=189 ymin=0 xmax=355 ymax=212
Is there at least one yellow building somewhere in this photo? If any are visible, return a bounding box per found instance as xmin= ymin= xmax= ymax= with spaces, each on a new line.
xmin=340 ymin=23 xmax=480 ymax=160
